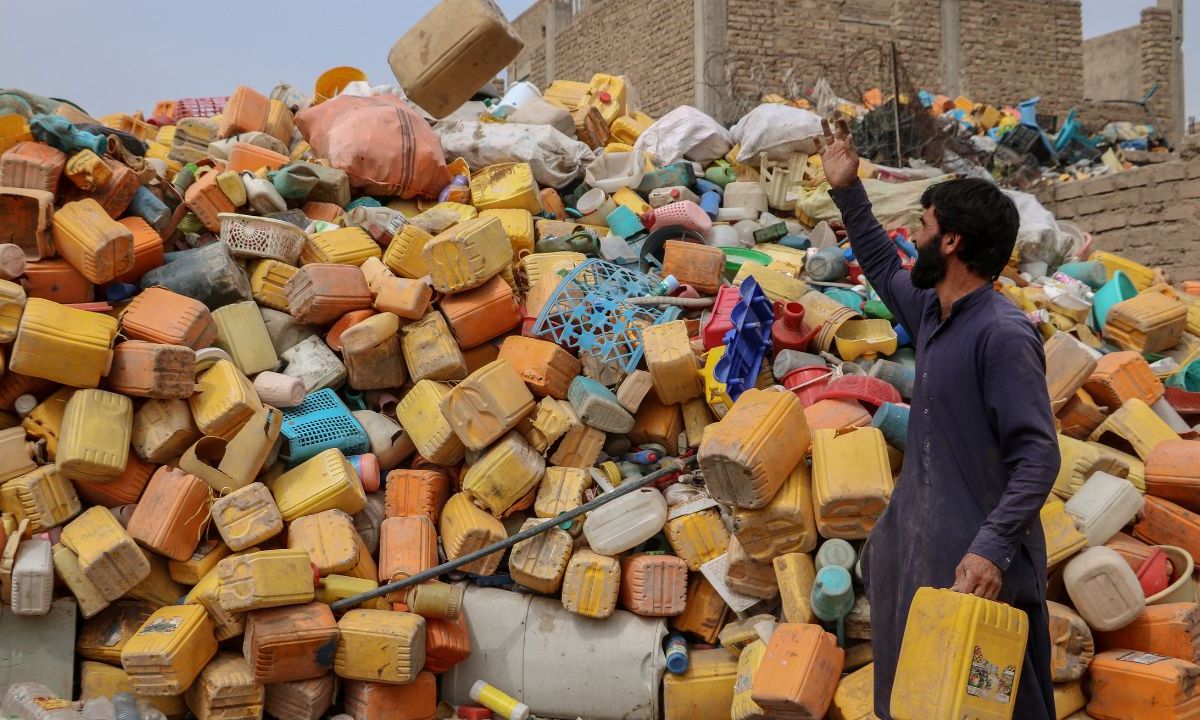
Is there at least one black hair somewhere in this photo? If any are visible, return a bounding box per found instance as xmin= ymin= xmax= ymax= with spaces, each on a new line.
xmin=919 ymin=178 xmax=1019 ymax=280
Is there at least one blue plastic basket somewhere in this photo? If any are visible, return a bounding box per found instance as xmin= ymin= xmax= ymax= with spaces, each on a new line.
xmin=714 ymin=276 xmax=774 ymax=401
xmin=532 ymin=259 xmax=680 ymax=374
xmin=280 ymin=388 xmax=370 ymax=466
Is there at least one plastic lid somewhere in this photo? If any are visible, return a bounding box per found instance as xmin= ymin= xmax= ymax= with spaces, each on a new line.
xmin=456 ymin=708 xmax=493 ymax=720
xmin=666 ymin=652 xmax=689 ymax=674
xmin=670 ymin=188 xmax=680 ymax=198
xmin=599 ymin=91 xmax=612 ymax=103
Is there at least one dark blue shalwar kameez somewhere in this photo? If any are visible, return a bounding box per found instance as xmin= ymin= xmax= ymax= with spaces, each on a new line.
xmin=830 ymin=181 xmax=1060 ymax=720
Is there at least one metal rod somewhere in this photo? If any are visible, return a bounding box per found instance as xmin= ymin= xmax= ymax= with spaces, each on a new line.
xmin=330 ymin=456 xmax=698 ymax=611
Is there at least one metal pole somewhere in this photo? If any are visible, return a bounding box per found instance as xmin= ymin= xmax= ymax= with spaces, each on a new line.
xmin=891 ymin=41 xmax=903 ymax=167
xmin=330 ymin=456 xmax=698 ymax=611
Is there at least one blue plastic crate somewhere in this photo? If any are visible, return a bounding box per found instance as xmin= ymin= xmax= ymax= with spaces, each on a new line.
xmin=714 ymin=276 xmax=773 ymax=401
xmin=280 ymin=388 xmax=370 ymax=466
xmin=531 ymin=259 xmax=680 ymax=374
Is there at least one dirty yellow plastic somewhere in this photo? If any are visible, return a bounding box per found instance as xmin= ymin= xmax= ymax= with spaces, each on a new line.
xmin=730 ymin=462 xmax=818 ymax=561
xmin=0 ymin=279 xmax=26 ymax=343
xmin=534 ymin=466 xmax=590 ymax=518
xmin=470 ymin=163 xmax=542 ymax=214
xmin=383 ymin=224 xmax=435 ymax=279
xmin=211 ymin=301 xmax=278 ymax=376
xmin=811 ymin=427 xmax=894 ymax=540
xmin=699 ymin=346 xmax=734 ymax=418
xmin=301 ymin=226 xmax=382 ymax=266
xmin=50 ymin=198 xmax=134 ymax=283
xmin=834 ymin=319 xmax=899 ymax=361
xmin=269 ymin=449 xmax=366 ymax=522
xmin=561 ymin=548 xmax=621 ymax=619
xmin=52 ymin=543 xmax=108 ymax=619
xmin=216 ymin=548 xmax=315 ymax=612
xmin=478 ymin=208 xmax=535 ymax=257
xmin=1104 ymin=289 xmax=1188 ymax=354
xmin=663 ymin=647 xmax=739 ymax=720
xmin=121 ymin=604 xmax=218 ymax=696
xmin=168 ymin=539 xmax=230 ymax=586
xmin=184 ymin=565 xmax=246 ymax=641
xmin=395 ymin=380 xmax=466 ymax=465
xmin=1053 ymin=433 xmax=1130 ymax=500
xmin=10 ymin=297 xmax=118 ymax=388
xmin=422 ymin=216 xmax=513 ymax=294
xmin=642 ymin=320 xmax=702 ymax=405
xmin=733 ymin=263 xmax=809 ymax=303
xmin=774 ymin=552 xmax=818 ymax=624
xmin=248 ymin=259 xmax=297 ymax=311
xmin=461 ymin=431 xmax=545 ymax=517
xmin=508 ymin=518 xmax=573 ymax=594
xmin=185 ymin=652 xmax=264 ymax=720
xmin=891 ymin=587 xmax=1028 ymax=720
xmin=665 ymin=508 xmax=731 ymax=571
xmin=334 ymin=608 xmax=426 ymax=683
xmin=521 ymin=396 xmax=579 ymax=453
xmin=1090 ymin=250 xmax=1155 ymax=291
xmin=731 ymin=638 xmax=768 ymax=720
xmin=56 ymin=389 xmax=132 ymax=483
xmin=1089 ymin=397 xmax=1178 ymax=461
xmin=1041 ymin=496 xmax=1088 ymax=568
xmin=440 ymin=359 xmax=536 ymax=451
xmin=0 ymin=465 xmax=80 ymax=533
xmin=80 ymin=660 xmax=131 ymax=700
xmin=60 ymin=506 xmax=150 ymax=602
xmin=190 ymin=359 xmax=263 ymax=440
xmin=211 ymin=482 xmax=283 ymax=551
xmin=542 ymin=80 xmax=590 ymax=111
xmin=582 ymin=73 xmax=628 ymax=126
xmin=518 ymin=250 xmax=586 ymax=290
xmin=126 ymin=551 xmax=187 ymax=609
xmin=610 ymin=112 xmax=654 ymax=145
xmin=400 ymin=312 xmax=468 ymax=383
xmin=439 ymin=493 xmax=507 ymax=576
xmin=829 ymin=663 xmax=875 ymax=720
xmin=21 ymin=387 xmax=74 ymax=459
xmin=315 ymin=574 xmax=390 ymax=610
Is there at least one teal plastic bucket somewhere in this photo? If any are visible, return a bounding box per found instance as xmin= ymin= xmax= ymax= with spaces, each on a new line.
xmin=1092 ymin=270 xmax=1137 ymax=330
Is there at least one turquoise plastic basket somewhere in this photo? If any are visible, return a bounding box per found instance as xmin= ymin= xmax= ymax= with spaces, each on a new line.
xmin=280 ymin=388 xmax=370 ymax=466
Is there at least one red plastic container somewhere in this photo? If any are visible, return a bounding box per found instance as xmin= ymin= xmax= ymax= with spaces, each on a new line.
xmin=815 ymin=374 xmax=902 ymax=408
xmin=701 ymin=285 xmax=741 ymax=351
xmin=771 ymin=301 xmax=819 ymax=355
xmin=782 ymin=366 xmax=834 ymax=407
xmin=1137 ymin=546 xmax=1173 ymax=598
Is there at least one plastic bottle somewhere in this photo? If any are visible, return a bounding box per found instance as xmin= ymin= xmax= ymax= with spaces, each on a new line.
xmin=2 ymin=682 xmax=86 ymax=719
xmin=469 ymin=681 xmax=530 ymax=720
xmin=112 ymin=694 xmax=141 ymax=720
xmin=699 ymin=190 xmax=721 ymax=220
xmin=665 ymin=633 xmax=690 ymax=674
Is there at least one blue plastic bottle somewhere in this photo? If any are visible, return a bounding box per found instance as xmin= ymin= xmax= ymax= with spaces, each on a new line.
xmin=665 ymin=633 xmax=690 ymax=674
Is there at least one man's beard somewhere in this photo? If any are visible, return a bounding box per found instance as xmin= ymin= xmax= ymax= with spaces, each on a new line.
xmin=911 ymin=232 xmax=947 ymax=289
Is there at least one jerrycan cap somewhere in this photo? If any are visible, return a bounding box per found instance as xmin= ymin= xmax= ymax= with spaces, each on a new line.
xmin=598 ymin=91 xmax=613 ymax=103
xmin=457 ymin=707 xmax=493 ymax=720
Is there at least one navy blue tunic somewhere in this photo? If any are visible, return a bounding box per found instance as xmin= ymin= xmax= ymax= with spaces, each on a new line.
xmin=830 ymin=181 xmax=1060 ymax=720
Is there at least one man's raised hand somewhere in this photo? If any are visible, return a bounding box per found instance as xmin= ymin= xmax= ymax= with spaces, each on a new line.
xmin=815 ymin=117 xmax=860 ymax=190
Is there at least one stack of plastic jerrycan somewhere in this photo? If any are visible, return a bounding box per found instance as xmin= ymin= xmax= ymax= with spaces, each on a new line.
xmin=891 ymin=587 xmax=1028 ymax=719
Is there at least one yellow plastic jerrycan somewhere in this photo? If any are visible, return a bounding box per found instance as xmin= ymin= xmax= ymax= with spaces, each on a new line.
xmin=0 ymin=465 xmax=81 ymax=534
xmin=422 ymin=216 xmax=513 ymax=294
xmin=216 ymin=548 xmax=317 ymax=612
xmin=288 ymin=508 xmax=360 ymax=575
xmin=829 ymin=662 xmax=875 ymax=720
xmin=190 ymin=359 xmax=263 ymax=440
xmin=52 ymin=543 xmax=109 ymax=619
xmin=891 ymin=587 xmax=1028 ymax=720
xmin=665 ymin=508 xmax=730 ymax=571
xmin=470 ymin=163 xmax=542 ymax=214
xmin=383 ymin=224 xmax=435 ymax=279
xmin=22 ymin=386 xmax=75 ymax=459
xmin=560 ymin=548 xmax=621 ymax=619
xmin=730 ymin=462 xmax=818 ymax=562
xmin=121 ymin=603 xmax=219 ymax=696
xmin=811 ymin=426 xmax=894 ymax=540
xmin=301 ymin=226 xmax=381 ymax=266
xmin=438 ymin=492 xmax=506 ymax=576
xmin=210 ymin=482 xmax=284 ymax=551
xmin=249 ymin=258 xmax=297 ymax=312
xmin=460 ymin=431 xmax=545 ymax=517
xmin=10 ymin=297 xmax=118 ymax=387
xmin=57 ymin=388 xmax=133 ymax=483
xmin=477 ymin=208 xmax=535 ymax=257
xmin=663 ymin=646 xmax=739 ymax=720
xmin=334 ymin=608 xmax=426 ymax=684
xmin=508 ymin=517 xmax=573 ymax=594
xmin=60 ymin=505 xmax=151 ymax=602
xmin=211 ymin=300 xmax=278 ymax=376
xmin=185 ymin=651 xmax=265 ymax=720
xmin=269 ymin=448 xmax=367 ymax=522
xmin=439 ymin=359 xmax=536 ymax=451
xmin=642 ymin=320 xmax=702 ymax=405
xmin=774 ymin=552 xmax=818 ymax=624
xmin=730 ymin=638 xmax=768 ymax=720
xmin=401 ymin=312 xmax=468 ymax=383
xmin=184 ymin=564 xmax=246 ymax=641
xmin=315 ymin=574 xmax=389 ymax=610
xmin=0 ymin=279 xmax=26 ymax=343
xmin=395 ymin=379 xmax=466 ymax=465
xmin=169 ymin=538 xmax=230 ymax=586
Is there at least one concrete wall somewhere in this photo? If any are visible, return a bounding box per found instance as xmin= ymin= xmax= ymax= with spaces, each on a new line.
xmin=1083 ymin=26 xmax=1142 ymax=104
xmin=1036 ymin=155 xmax=1200 ymax=282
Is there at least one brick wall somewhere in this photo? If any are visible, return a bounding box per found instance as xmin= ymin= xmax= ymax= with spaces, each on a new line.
xmin=1139 ymin=7 xmax=1176 ymax=140
xmin=510 ymin=5 xmax=548 ymax=87
xmin=552 ymin=0 xmax=696 ymax=118
xmin=957 ymin=0 xmax=1083 ymax=118
xmin=723 ymin=0 xmax=893 ymax=120
xmin=1035 ymin=156 xmax=1200 ymax=282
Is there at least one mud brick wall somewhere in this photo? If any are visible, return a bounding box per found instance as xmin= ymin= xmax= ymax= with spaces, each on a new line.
xmin=1036 ymin=155 xmax=1200 ymax=283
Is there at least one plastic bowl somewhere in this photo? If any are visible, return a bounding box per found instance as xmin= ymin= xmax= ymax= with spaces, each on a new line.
xmin=722 ymin=247 xmax=771 ymax=277
xmin=1147 ymin=545 xmax=1197 ymax=605
xmin=314 ymin=66 xmax=367 ymax=105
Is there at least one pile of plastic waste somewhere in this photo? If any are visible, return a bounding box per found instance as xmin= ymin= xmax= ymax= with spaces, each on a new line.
xmin=1 ymin=1 xmax=1199 ymax=719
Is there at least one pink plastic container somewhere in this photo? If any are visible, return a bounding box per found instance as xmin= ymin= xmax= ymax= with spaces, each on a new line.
xmin=645 ymin=201 xmax=713 ymax=234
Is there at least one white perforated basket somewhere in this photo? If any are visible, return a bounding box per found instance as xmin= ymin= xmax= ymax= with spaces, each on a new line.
xmin=218 ymin=212 xmax=307 ymax=264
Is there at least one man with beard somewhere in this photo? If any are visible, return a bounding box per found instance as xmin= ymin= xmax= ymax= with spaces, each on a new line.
xmin=816 ymin=119 xmax=1059 ymax=720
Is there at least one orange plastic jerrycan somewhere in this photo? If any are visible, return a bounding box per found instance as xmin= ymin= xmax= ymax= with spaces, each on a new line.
xmin=243 ymin=602 xmax=339 ymax=683
xmin=440 ymin=358 xmax=536 ymax=451
xmin=126 ymin=467 xmax=211 ymax=561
